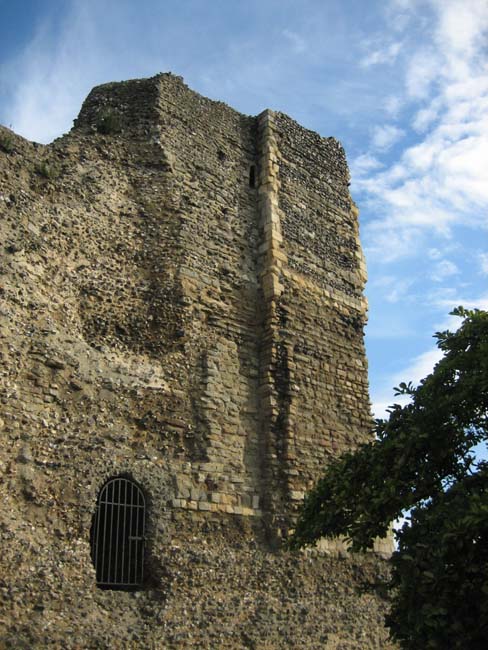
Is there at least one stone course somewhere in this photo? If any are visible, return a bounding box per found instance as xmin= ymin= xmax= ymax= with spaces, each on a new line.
xmin=0 ymin=73 xmax=395 ymax=648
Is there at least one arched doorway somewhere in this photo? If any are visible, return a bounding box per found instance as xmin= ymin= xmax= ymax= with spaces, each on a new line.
xmin=91 ymin=477 xmax=145 ymax=589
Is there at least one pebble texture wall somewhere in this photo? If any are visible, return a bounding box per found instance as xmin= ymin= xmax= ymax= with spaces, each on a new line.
xmin=0 ymin=74 xmax=395 ymax=648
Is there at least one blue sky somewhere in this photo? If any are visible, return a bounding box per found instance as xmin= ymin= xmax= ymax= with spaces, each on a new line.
xmin=1 ymin=0 xmax=487 ymax=422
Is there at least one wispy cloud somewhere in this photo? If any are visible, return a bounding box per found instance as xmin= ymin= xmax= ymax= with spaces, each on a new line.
xmin=432 ymin=291 xmax=488 ymax=332
xmin=370 ymin=346 xmax=438 ymax=419
xmin=354 ymin=0 xmax=488 ymax=263
xmin=371 ymin=290 xmax=487 ymax=419
xmin=282 ymin=29 xmax=307 ymax=54
xmin=430 ymin=259 xmax=459 ymax=282
xmin=393 ymin=347 xmax=444 ymax=385
xmin=412 ymin=98 xmax=441 ymax=132
xmin=383 ymin=94 xmax=403 ymax=117
xmin=430 ymin=290 xmax=488 ymax=312
xmin=479 ymin=253 xmax=488 ymax=275
xmin=0 ymin=0 xmax=157 ymax=142
xmin=350 ymin=153 xmax=384 ymax=177
xmin=0 ymin=0 xmax=389 ymax=144
xmin=369 ymin=274 xmax=416 ymax=303
xmin=372 ymin=344 xmax=445 ymax=419
xmin=360 ymin=40 xmax=403 ymax=67
xmin=371 ymin=124 xmax=405 ymax=151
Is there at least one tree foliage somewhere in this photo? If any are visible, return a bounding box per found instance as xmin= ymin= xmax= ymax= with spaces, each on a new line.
xmin=290 ymin=307 xmax=488 ymax=649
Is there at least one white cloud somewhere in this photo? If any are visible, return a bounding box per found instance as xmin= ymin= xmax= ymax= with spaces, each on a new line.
xmin=432 ymin=288 xmax=488 ymax=334
xmin=0 ymin=2 xmax=144 ymax=142
xmin=370 ymin=285 xmax=488 ymax=420
xmin=428 ymin=248 xmax=442 ymax=260
xmin=479 ymin=252 xmax=488 ymax=275
xmin=350 ymin=153 xmax=384 ymax=179
xmin=405 ymin=48 xmax=440 ymax=100
xmin=282 ymin=29 xmax=307 ymax=54
xmin=372 ymin=394 xmax=411 ymax=421
xmin=384 ymin=94 xmax=403 ymax=117
xmin=363 ymin=220 xmax=425 ymax=263
xmin=437 ymin=313 xmax=464 ymax=334
xmin=390 ymin=0 xmax=420 ymax=11
xmin=393 ymin=347 xmax=444 ymax=386
xmin=412 ymin=100 xmax=441 ymax=132
xmin=356 ymin=0 xmax=488 ymax=262
xmin=370 ymin=274 xmax=415 ymax=303
xmin=371 ymin=346 xmax=443 ymax=419
xmin=360 ymin=40 xmax=403 ymax=68
xmin=434 ymin=0 xmax=488 ymax=58
xmin=371 ymin=124 xmax=405 ymax=151
xmin=429 ymin=288 xmax=488 ymax=313
xmin=430 ymin=259 xmax=459 ymax=282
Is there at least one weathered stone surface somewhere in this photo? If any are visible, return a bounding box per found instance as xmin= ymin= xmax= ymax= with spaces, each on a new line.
xmin=0 ymin=73 xmax=396 ymax=648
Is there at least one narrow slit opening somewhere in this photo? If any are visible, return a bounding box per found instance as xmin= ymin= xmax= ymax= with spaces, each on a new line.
xmin=249 ymin=165 xmax=256 ymax=188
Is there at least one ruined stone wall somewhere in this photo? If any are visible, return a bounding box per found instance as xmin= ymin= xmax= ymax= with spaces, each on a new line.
xmin=273 ymin=112 xmax=371 ymax=513
xmin=0 ymin=74 xmax=395 ymax=648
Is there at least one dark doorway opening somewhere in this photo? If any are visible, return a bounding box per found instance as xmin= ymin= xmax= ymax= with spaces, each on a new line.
xmin=91 ymin=477 xmax=146 ymax=590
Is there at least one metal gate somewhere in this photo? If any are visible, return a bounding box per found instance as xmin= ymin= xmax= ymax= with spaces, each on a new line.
xmin=91 ymin=477 xmax=145 ymax=589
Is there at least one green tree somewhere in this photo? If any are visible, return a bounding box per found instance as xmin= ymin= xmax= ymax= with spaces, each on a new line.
xmin=290 ymin=307 xmax=488 ymax=649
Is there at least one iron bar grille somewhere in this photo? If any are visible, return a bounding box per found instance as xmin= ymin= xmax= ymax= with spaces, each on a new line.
xmin=91 ymin=477 xmax=145 ymax=589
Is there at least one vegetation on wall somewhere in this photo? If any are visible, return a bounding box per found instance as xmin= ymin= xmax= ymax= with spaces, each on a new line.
xmin=34 ymin=160 xmax=58 ymax=180
xmin=96 ymin=109 xmax=122 ymax=135
xmin=291 ymin=307 xmax=488 ymax=650
xmin=0 ymin=129 xmax=14 ymax=153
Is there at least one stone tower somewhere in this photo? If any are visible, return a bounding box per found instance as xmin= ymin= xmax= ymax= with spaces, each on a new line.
xmin=0 ymin=74 xmax=395 ymax=649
